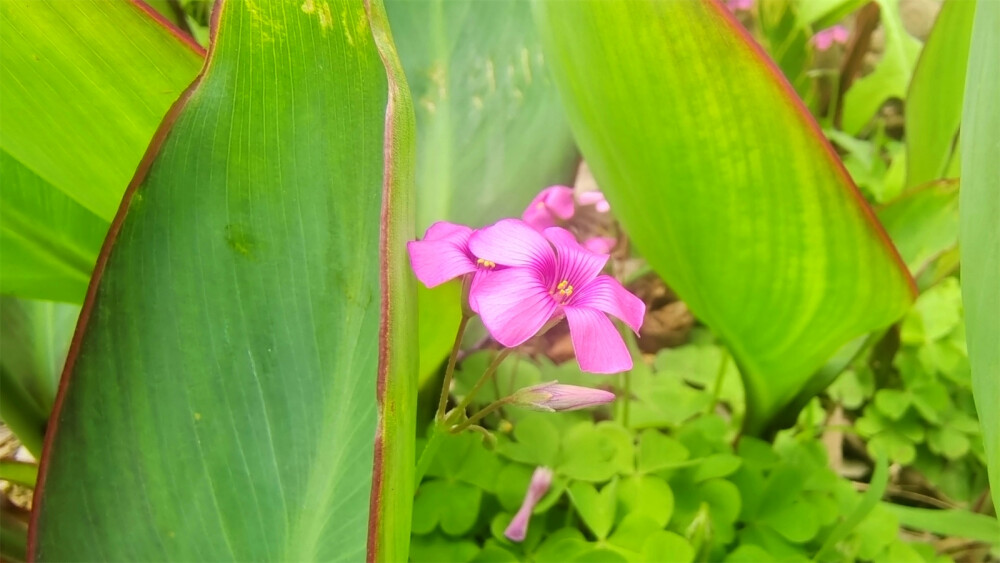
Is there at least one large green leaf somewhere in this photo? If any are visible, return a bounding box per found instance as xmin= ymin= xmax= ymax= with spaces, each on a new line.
xmin=30 ymin=0 xmax=416 ymax=560
xmin=0 ymin=0 xmax=203 ymax=302
xmin=905 ymin=0 xmax=976 ymax=188
xmin=959 ymin=0 xmax=1000 ymax=515
xmin=385 ymin=0 xmax=577 ymax=231
xmin=534 ymin=0 xmax=915 ymax=434
xmin=385 ymin=0 xmax=578 ymax=385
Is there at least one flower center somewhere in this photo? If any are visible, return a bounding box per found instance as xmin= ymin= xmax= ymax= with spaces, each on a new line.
xmin=476 ymin=258 xmax=496 ymax=269
xmin=551 ymin=279 xmax=574 ymax=304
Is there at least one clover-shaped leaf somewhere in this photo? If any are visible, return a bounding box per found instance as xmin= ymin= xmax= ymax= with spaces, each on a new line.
xmin=568 ymin=479 xmax=618 ymax=541
xmin=618 ymin=474 xmax=674 ymax=527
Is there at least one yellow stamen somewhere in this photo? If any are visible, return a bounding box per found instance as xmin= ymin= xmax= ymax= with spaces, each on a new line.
xmin=476 ymin=258 xmax=496 ymax=269
xmin=552 ymin=279 xmax=574 ymax=302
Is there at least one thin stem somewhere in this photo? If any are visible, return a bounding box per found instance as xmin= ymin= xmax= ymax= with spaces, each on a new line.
xmin=437 ymin=315 xmax=472 ymax=421
xmin=452 ymin=348 xmax=513 ymax=414
xmin=707 ymin=346 xmax=730 ymax=414
xmin=450 ymin=397 xmax=512 ymax=433
xmin=622 ymin=369 xmax=632 ymax=427
xmin=413 ymin=426 xmax=445 ymax=487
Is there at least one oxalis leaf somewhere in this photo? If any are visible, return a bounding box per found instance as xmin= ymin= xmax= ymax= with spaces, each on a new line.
xmin=533 ymin=0 xmax=915 ymax=434
xmin=29 ymin=0 xmax=417 ymax=561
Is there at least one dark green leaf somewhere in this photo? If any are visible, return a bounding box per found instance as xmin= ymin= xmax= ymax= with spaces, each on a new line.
xmin=31 ymin=0 xmax=417 ymax=560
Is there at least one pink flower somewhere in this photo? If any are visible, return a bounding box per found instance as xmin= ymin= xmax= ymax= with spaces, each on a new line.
xmin=504 ymin=467 xmax=553 ymax=542
xmin=576 ymin=190 xmax=610 ymax=213
xmin=511 ymin=381 xmax=615 ymax=412
xmin=522 ymin=186 xmax=575 ymax=230
xmin=584 ymin=236 xmax=616 ymax=255
xmin=469 ymin=219 xmax=645 ymax=373
xmin=406 ymin=221 xmax=499 ymax=311
xmin=812 ymin=25 xmax=849 ymax=50
xmin=725 ymin=0 xmax=755 ymax=12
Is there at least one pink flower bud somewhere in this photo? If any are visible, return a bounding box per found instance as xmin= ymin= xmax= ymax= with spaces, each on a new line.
xmin=812 ymin=25 xmax=849 ymax=51
xmin=510 ymin=381 xmax=616 ymax=412
xmin=576 ymin=190 xmax=611 ymax=213
xmin=504 ymin=467 xmax=554 ymax=542
xmin=522 ymin=186 xmax=576 ymax=230
xmin=584 ymin=236 xmax=616 ymax=255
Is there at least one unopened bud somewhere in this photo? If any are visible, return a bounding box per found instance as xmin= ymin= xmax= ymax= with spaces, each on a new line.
xmin=509 ymin=381 xmax=615 ymax=412
xmin=504 ymin=467 xmax=554 ymax=542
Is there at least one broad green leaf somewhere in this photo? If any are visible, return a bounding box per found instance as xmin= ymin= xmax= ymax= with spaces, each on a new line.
xmin=534 ymin=0 xmax=915 ymax=434
xmin=384 ymin=0 xmax=578 ymax=385
xmin=0 ymin=0 xmax=204 ymax=302
xmin=0 ymin=297 xmax=78 ymax=456
xmin=0 ymin=153 xmax=105 ymax=302
xmin=877 ymin=180 xmax=959 ymax=278
xmin=385 ymin=0 xmax=577 ymax=230
xmin=960 ymin=0 xmax=1000 ymax=515
xmin=841 ymin=0 xmax=921 ymax=133
xmin=31 ymin=0 xmax=416 ymax=560
xmin=905 ymin=0 xmax=976 ymax=188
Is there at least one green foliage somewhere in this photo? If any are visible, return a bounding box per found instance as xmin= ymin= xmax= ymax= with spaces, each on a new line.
xmin=905 ymin=0 xmax=976 ymax=188
xmin=840 ymin=0 xmax=921 ymax=134
xmin=959 ymin=0 xmax=1000 ymax=515
xmin=415 ymin=333 xmax=997 ymax=561
xmin=31 ymin=0 xmax=417 ymax=560
xmin=534 ymin=0 xmax=915 ymax=435
xmin=0 ymin=0 xmax=203 ymax=302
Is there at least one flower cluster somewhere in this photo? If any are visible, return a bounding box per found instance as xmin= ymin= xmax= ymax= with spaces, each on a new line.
xmin=407 ymin=187 xmax=645 ymax=374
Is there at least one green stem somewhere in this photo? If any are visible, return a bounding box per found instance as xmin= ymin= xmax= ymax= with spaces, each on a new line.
xmin=0 ymin=461 xmax=37 ymax=488
xmin=437 ymin=314 xmax=472 ymax=421
xmin=452 ymin=349 xmax=512 ymax=414
xmin=414 ymin=424 xmax=446 ymax=487
xmin=622 ymin=369 xmax=631 ymax=427
xmin=450 ymin=397 xmax=512 ymax=433
xmin=707 ymin=346 xmax=730 ymax=414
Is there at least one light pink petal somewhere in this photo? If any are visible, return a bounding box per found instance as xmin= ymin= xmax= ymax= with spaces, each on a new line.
xmin=564 ymin=306 xmax=633 ymax=374
xmin=469 ymin=219 xmax=555 ymax=271
xmin=473 ymin=267 xmax=557 ymax=347
xmin=423 ymin=221 xmax=473 ymax=242
xmin=407 ymin=238 xmax=475 ymax=288
xmin=543 ymin=186 xmax=576 ymax=220
xmin=572 ymin=275 xmax=645 ymax=333
xmin=583 ymin=237 xmax=616 ymax=255
xmin=812 ymin=26 xmax=848 ymax=51
xmin=544 ymin=227 xmax=608 ymax=288
xmin=576 ymin=190 xmax=610 ymax=214
xmin=504 ymin=507 xmax=531 ymax=542
xmin=831 ymin=25 xmax=850 ymax=43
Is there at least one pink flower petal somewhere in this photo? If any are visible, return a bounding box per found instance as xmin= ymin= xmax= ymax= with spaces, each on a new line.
xmin=544 ymin=227 xmax=608 ymax=289
xmin=571 ymin=275 xmax=645 ymax=333
xmin=523 ymin=186 xmax=575 ymax=230
xmin=469 ymin=219 xmax=555 ymax=271
xmin=564 ymin=306 xmax=633 ymax=373
xmin=407 ymin=231 xmax=475 ymax=288
xmin=576 ymin=190 xmax=610 ymax=213
xmin=423 ymin=221 xmax=472 ymax=242
xmin=583 ymin=236 xmax=616 ymax=255
xmin=473 ymin=268 xmax=557 ymax=347
xmin=543 ymin=186 xmax=576 ymax=220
